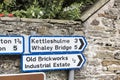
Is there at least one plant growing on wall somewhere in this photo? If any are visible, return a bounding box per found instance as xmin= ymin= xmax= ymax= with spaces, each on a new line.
xmin=12 ymin=0 xmax=43 ymax=18
xmin=0 ymin=0 xmax=97 ymax=20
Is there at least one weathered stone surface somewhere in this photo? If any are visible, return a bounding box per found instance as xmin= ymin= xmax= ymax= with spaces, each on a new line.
xmin=79 ymin=0 xmax=120 ymax=80
xmin=91 ymin=19 xmax=100 ymax=25
xmin=80 ymin=0 xmax=110 ymax=21
xmin=0 ymin=55 xmax=20 ymax=74
xmin=115 ymin=75 xmax=120 ymax=80
xmin=114 ymin=51 xmax=120 ymax=60
xmin=95 ymin=50 xmax=114 ymax=58
xmin=88 ymin=26 xmax=105 ymax=31
xmin=98 ymin=13 xmax=116 ymax=19
xmin=37 ymin=26 xmax=50 ymax=35
xmin=47 ymin=19 xmax=81 ymax=25
xmin=107 ymin=65 xmax=120 ymax=71
xmin=20 ymin=18 xmax=44 ymax=23
xmin=114 ymin=0 xmax=120 ymax=8
xmin=114 ymin=70 xmax=120 ymax=74
xmin=46 ymin=71 xmax=68 ymax=80
xmin=102 ymin=60 xmax=120 ymax=66
xmin=0 ymin=17 xmax=20 ymax=22
xmin=101 ymin=18 xmax=114 ymax=27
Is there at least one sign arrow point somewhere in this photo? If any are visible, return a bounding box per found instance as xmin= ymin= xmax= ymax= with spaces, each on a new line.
xmin=77 ymin=55 xmax=83 ymax=66
xmin=79 ymin=39 xmax=84 ymax=50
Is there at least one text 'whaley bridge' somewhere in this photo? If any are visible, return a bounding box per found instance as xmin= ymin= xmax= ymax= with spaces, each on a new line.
xmin=29 ymin=36 xmax=87 ymax=52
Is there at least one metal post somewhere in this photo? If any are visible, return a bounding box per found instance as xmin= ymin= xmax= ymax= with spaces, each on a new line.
xmin=68 ymin=70 xmax=74 ymax=80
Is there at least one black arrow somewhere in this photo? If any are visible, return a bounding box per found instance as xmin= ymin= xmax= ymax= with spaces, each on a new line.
xmin=79 ymin=39 xmax=84 ymax=50
xmin=77 ymin=55 xmax=83 ymax=66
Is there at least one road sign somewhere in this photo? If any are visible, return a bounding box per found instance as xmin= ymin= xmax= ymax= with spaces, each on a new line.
xmin=0 ymin=35 xmax=24 ymax=54
xmin=22 ymin=54 xmax=86 ymax=72
xmin=0 ymin=72 xmax=45 ymax=80
xmin=29 ymin=36 xmax=87 ymax=54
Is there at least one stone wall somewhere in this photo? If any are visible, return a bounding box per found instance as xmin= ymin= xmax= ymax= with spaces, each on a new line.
xmin=0 ymin=0 xmax=120 ymax=80
xmin=75 ymin=0 xmax=120 ymax=80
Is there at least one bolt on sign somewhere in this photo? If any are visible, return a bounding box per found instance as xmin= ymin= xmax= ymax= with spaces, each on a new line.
xmin=0 ymin=72 xmax=46 ymax=80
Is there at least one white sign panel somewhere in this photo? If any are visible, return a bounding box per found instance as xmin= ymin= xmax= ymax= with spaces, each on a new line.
xmin=29 ymin=36 xmax=87 ymax=53
xmin=22 ymin=54 xmax=86 ymax=72
xmin=0 ymin=36 xmax=24 ymax=54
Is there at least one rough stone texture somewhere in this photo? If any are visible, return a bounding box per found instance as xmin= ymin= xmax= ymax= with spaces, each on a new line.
xmin=91 ymin=19 xmax=100 ymax=26
xmin=0 ymin=55 xmax=20 ymax=74
xmin=75 ymin=0 xmax=120 ymax=80
xmin=0 ymin=0 xmax=120 ymax=80
xmin=114 ymin=51 xmax=120 ymax=60
xmin=80 ymin=0 xmax=110 ymax=21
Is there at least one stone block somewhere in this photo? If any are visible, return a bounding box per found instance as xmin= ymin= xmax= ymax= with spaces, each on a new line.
xmin=114 ymin=70 xmax=120 ymax=74
xmin=73 ymin=31 xmax=84 ymax=36
xmin=87 ymin=25 xmax=105 ymax=31
xmin=114 ymin=51 xmax=120 ymax=60
xmin=48 ymin=19 xmax=81 ymax=25
xmin=20 ymin=18 xmax=44 ymax=23
xmin=96 ymin=51 xmax=114 ymax=59
xmin=102 ymin=18 xmax=114 ymax=27
xmin=115 ymin=76 xmax=120 ymax=80
xmin=102 ymin=60 xmax=120 ymax=66
xmin=95 ymin=74 xmax=117 ymax=80
xmin=91 ymin=19 xmax=100 ymax=25
xmin=0 ymin=17 xmax=20 ymax=22
xmin=107 ymin=65 xmax=120 ymax=71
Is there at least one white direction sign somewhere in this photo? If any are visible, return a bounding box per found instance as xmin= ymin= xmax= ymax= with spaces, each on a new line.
xmin=29 ymin=36 xmax=87 ymax=53
xmin=22 ymin=54 xmax=86 ymax=72
xmin=0 ymin=36 xmax=24 ymax=54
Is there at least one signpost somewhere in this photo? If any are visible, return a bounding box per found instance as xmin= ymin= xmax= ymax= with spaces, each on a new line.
xmin=22 ymin=54 xmax=85 ymax=72
xmin=0 ymin=72 xmax=45 ymax=80
xmin=0 ymin=36 xmax=24 ymax=54
xmin=21 ymin=36 xmax=87 ymax=72
xmin=29 ymin=36 xmax=87 ymax=54
xmin=0 ymin=35 xmax=87 ymax=73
